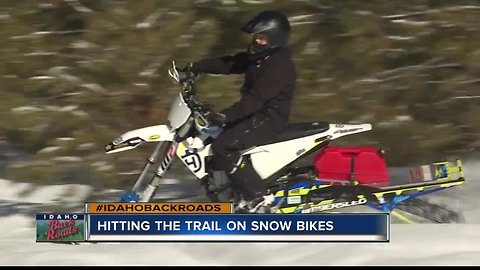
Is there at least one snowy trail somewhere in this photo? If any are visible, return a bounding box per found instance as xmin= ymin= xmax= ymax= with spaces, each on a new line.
xmin=1 ymin=215 xmax=479 ymax=266
xmin=0 ymin=161 xmax=478 ymax=265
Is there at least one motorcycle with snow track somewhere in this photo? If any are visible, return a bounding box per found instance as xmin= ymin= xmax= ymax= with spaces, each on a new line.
xmin=104 ymin=61 xmax=466 ymax=222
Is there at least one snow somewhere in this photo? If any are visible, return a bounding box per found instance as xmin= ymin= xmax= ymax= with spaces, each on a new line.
xmin=0 ymin=218 xmax=479 ymax=265
xmin=0 ymin=162 xmax=478 ymax=265
xmin=0 ymin=179 xmax=92 ymax=204
xmin=0 ymin=180 xmax=33 ymax=201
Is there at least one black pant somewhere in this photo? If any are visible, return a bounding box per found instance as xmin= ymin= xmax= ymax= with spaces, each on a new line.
xmin=211 ymin=114 xmax=285 ymax=198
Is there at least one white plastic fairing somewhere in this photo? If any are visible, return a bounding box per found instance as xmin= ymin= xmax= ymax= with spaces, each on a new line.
xmin=329 ymin=123 xmax=372 ymax=140
xmin=176 ymin=140 xmax=211 ymax=179
xmin=105 ymin=125 xmax=174 ymax=154
xmin=167 ymin=93 xmax=192 ymax=131
xmin=249 ymin=133 xmax=327 ymax=179
xmin=248 ymin=123 xmax=373 ymax=179
xmin=121 ymin=125 xmax=174 ymax=142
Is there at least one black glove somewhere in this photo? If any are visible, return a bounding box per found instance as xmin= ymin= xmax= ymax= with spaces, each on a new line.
xmin=176 ymin=62 xmax=199 ymax=83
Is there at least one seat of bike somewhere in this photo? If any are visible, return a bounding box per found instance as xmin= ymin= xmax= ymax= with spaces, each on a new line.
xmin=262 ymin=122 xmax=330 ymax=145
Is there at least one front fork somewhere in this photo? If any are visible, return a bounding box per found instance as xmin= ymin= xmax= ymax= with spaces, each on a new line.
xmin=121 ymin=141 xmax=177 ymax=202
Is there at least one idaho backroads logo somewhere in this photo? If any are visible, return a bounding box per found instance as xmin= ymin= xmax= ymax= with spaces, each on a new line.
xmin=36 ymin=214 xmax=85 ymax=242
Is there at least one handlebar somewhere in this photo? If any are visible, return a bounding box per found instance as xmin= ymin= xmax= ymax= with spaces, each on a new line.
xmin=168 ymin=60 xmax=199 ymax=103
xmin=168 ymin=61 xmax=223 ymax=127
xmin=168 ymin=61 xmax=196 ymax=90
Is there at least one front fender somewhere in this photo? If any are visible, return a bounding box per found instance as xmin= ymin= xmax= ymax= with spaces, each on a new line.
xmin=105 ymin=125 xmax=175 ymax=154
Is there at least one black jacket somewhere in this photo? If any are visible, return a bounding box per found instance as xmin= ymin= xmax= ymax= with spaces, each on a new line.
xmin=191 ymin=47 xmax=296 ymax=128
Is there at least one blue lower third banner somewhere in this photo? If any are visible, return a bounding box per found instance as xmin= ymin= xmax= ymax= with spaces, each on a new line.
xmin=87 ymin=213 xmax=389 ymax=242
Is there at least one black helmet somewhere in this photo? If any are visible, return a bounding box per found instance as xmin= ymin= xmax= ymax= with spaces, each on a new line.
xmin=241 ymin=10 xmax=291 ymax=60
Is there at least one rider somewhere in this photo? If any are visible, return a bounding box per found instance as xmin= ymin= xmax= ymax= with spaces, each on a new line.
xmin=177 ymin=10 xmax=296 ymax=211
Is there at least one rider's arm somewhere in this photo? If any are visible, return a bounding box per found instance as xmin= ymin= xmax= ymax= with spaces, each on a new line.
xmin=220 ymin=60 xmax=295 ymax=124
xmin=190 ymin=52 xmax=249 ymax=75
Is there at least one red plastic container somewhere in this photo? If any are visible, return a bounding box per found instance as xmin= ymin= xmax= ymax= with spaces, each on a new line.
xmin=314 ymin=146 xmax=389 ymax=184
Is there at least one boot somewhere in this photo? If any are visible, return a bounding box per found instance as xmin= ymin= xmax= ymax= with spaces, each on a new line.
xmin=228 ymin=157 xmax=273 ymax=212
xmin=248 ymin=194 xmax=275 ymax=213
xmin=228 ymin=157 xmax=266 ymax=199
xmin=234 ymin=192 xmax=275 ymax=213
xmin=207 ymin=171 xmax=233 ymax=202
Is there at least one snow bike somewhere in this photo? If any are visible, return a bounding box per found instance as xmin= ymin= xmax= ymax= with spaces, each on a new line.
xmin=104 ymin=61 xmax=466 ymax=222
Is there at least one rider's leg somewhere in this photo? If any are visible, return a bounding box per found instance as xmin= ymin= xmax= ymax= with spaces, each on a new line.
xmin=211 ymin=115 xmax=281 ymax=207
